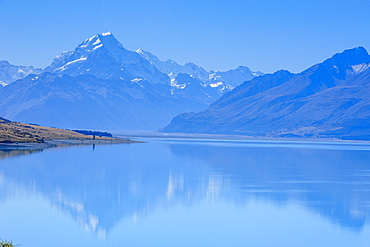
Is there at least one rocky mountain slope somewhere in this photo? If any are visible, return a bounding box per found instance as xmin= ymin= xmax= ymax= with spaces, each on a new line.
xmin=0 ymin=71 xmax=217 ymax=130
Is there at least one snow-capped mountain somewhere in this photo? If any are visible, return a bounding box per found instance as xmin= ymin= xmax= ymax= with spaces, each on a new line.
xmin=0 ymin=31 xmax=266 ymax=130
xmin=136 ymin=49 xmax=210 ymax=81
xmin=136 ymin=48 xmax=263 ymax=93
xmin=208 ymin=66 xmax=264 ymax=89
xmin=170 ymin=73 xmax=220 ymax=105
xmin=0 ymin=32 xmax=237 ymax=130
xmin=45 ymin=32 xmax=170 ymax=84
xmin=0 ymin=60 xmax=42 ymax=86
xmin=163 ymin=47 xmax=370 ymax=140
xmin=45 ymin=32 xmax=260 ymax=98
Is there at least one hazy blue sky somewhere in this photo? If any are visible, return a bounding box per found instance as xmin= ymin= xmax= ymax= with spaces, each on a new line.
xmin=0 ymin=0 xmax=369 ymax=73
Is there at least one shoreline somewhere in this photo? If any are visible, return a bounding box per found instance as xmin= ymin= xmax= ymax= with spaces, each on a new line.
xmin=114 ymin=131 xmax=370 ymax=145
xmin=0 ymin=138 xmax=141 ymax=150
xmin=2 ymin=132 xmax=370 ymax=150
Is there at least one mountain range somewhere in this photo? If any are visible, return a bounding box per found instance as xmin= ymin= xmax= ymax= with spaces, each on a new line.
xmin=136 ymin=48 xmax=263 ymax=93
xmin=1 ymin=32 xmax=262 ymax=92
xmin=0 ymin=60 xmax=42 ymax=86
xmin=0 ymin=32 xmax=261 ymax=130
xmin=2 ymin=32 xmax=369 ymax=139
xmin=163 ymin=47 xmax=370 ymax=140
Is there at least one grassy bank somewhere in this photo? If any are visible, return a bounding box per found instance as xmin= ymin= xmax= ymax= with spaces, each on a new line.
xmin=0 ymin=117 xmax=116 ymax=143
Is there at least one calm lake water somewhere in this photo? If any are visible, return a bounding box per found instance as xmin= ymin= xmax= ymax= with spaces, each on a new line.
xmin=1 ymin=138 xmax=370 ymax=247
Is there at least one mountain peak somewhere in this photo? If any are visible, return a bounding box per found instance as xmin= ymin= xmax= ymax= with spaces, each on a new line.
xmin=136 ymin=48 xmax=145 ymax=54
xmin=136 ymin=48 xmax=155 ymax=59
xmin=100 ymin=31 xmax=113 ymax=37
xmin=136 ymin=49 xmax=162 ymax=66
xmin=46 ymin=32 xmax=170 ymax=84
xmin=78 ymin=32 xmax=124 ymax=53
xmin=0 ymin=60 xmax=11 ymax=66
xmin=323 ymin=46 xmax=370 ymax=67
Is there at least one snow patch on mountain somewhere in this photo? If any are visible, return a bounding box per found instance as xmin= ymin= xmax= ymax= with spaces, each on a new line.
xmin=352 ymin=63 xmax=370 ymax=74
xmin=101 ymin=31 xmax=112 ymax=36
xmin=210 ymin=82 xmax=224 ymax=88
xmin=56 ymin=57 xmax=88 ymax=72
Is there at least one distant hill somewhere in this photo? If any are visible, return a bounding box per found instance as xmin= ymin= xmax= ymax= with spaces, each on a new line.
xmin=162 ymin=47 xmax=370 ymax=140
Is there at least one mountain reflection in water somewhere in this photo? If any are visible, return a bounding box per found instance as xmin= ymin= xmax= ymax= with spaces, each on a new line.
xmin=168 ymin=140 xmax=370 ymax=231
xmin=0 ymin=138 xmax=369 ymax=235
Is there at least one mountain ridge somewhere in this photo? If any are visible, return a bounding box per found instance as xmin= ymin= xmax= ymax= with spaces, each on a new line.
xmin=162 ymin=47 xmax=370 ymax=140
xmin=0 ymin=72 xmax=216 ymax=130
xmin=0 ymin=32 xmax=265 ymax=130
xmin=136 ymin=47 xmax=263 ymax=93
xmin=0 ymin=60 xmax=42 ymax=86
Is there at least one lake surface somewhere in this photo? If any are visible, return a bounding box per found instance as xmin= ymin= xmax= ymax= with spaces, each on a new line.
xmin=1 ymin=138 xmax=370 ymax=247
